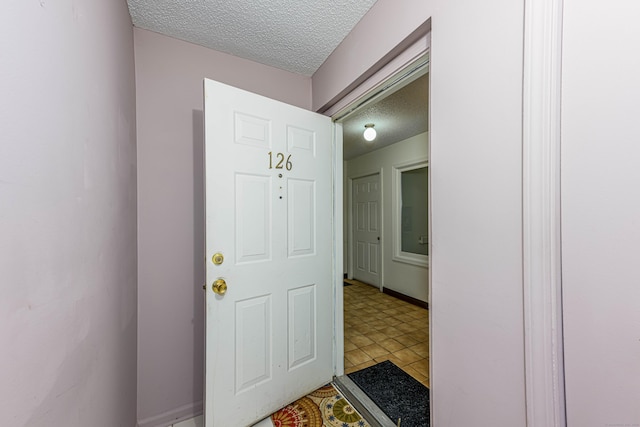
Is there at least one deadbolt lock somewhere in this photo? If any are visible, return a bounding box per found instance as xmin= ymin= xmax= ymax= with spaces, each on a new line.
xmin=212 ymin=252 xmax=224 ymax=265
xmin=212 ymin=279 xmax=227 ymax=296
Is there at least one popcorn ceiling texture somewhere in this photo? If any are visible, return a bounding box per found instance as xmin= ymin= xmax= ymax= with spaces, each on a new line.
xmin=127 ymin=0 xmax=378 ymax=76
xmin=342 ymin=74 xmax=428 ymax=160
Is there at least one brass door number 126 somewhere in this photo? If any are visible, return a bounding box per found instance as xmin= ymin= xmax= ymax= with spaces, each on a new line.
xmin=268 ymin=152 xmax=292 ymax=171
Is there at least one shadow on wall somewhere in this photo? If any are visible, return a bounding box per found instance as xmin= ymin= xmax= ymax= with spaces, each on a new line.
xmin=192 ymin=109 xmax=205 ymax=412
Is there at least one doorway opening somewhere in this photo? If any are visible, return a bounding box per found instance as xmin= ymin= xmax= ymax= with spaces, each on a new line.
xmin=332 ymin=56 xmax=430 ymax=426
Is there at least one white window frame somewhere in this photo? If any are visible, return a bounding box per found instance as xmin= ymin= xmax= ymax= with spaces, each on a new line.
xmin=392 ymin=159 xmax=429 ymax=268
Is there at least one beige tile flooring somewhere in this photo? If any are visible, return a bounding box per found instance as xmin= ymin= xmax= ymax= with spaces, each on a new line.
xmin=344 ymin=279 xmax=430 ymax=388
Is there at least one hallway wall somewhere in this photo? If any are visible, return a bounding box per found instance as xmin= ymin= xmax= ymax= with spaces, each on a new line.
xmin=0 ymin=1 xmax=138 ymax=425
xmin=561 ymin=0 xmax=640 ymax=423
xmin=134 ymin=28 xmax=313 ymax=426
xmin=345 ymin=133 xmax=430 ymax=303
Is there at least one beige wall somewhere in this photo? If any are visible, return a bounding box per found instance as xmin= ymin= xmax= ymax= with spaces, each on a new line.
xmin=345 ymin=133 xmax=429 ymax=303
xmin=0 ymin=1 xmax=137 ymax=425
xmin=3 ymin=1 xmax=638 ymax=425
xmin=133 ymin=28 xmax=313 ymax=426
xmin=561 ymin=0 xmax=640 ymax=423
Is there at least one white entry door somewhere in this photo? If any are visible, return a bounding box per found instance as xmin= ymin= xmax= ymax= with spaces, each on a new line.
xmin=352 ymin=174 xmax=381 ymax=287
xmin=203 ymin=79 xmax=334 ymax=427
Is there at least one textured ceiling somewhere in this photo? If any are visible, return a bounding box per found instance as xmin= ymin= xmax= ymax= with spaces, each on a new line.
xmin=126 ymin=0 xmax=426 ymax=160
xmin=127 ymin=0 xmax=378 ymax=76
xmin=342 ymin=73 xmax=429 ymax=160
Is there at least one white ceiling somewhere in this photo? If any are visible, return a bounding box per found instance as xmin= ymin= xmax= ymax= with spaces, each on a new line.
xmin=126 ymin=0 xmax=428 ymax=160
xmin=126 ymin=0 xmax=378 ymax=76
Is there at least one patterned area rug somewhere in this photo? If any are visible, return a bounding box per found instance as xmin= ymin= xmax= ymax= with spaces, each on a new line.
xmin=270 ymin=384 xmax=370 ymax=427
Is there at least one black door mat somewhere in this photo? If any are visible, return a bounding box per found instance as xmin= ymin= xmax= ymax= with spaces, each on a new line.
xmin=347 ymin=360 xmax=429 ymax=427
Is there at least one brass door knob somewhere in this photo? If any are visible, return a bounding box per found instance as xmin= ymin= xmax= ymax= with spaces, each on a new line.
xmin=212 ymin=279 xmax=227 ymax=296
xmin=212 ymin=253 xmax=224 ymax=265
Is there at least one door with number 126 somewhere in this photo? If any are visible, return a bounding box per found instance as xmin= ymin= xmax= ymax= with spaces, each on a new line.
xmin=203 ymin=79 xmax=335 ymax=427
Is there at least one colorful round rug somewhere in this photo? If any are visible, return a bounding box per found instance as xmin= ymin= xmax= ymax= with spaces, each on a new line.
xmin=319 ymin=393 xmax=367 ymax=427
xmin=271 ymin=396 xmax=322 ymax=427
xmin=308 ymin=384 xmax=340 ymax=399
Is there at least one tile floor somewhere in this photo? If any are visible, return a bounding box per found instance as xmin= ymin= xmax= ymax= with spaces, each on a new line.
xmin=343 ymin=279 xmax=430 ymax=388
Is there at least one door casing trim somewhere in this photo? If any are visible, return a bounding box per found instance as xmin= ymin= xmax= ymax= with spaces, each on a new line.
xmin=522 ymin=0 xmax=566 ymax=425
xmin=328 ymin=33 xmax=431 ymax=385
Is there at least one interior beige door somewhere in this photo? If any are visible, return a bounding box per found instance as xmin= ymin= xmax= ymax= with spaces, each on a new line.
xmin=203 ymin=79 xmax=334 ymax=427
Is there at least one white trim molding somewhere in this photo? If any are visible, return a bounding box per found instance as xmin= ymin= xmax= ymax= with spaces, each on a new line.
xmin=522 ymin=1 xmax=566 ymax=427
xmin=333 ymin=122 xmax=345 ymax=377
xmin=392 ymin=159 xmax=429 ymax=268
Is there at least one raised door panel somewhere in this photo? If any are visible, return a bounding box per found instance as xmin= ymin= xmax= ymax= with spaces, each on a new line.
xmin=234 ymin=113 xmax=271 ymax=148
xmin=288 ymin=285 xmax=317 ymax=370
xmin=235 ymin=174 xmax=272 ymax=264
xmin=235 ymin=295 xmax=272 ymax=394
xmin=288 ymin=179 xmax=316 ymax=258
xmin=368 ymin=201 xmax=379 ymax=233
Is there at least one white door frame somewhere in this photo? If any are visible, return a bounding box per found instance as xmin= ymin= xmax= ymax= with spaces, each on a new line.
xmin=522 ymin=0 xmax=566 ymax=425
xmin=329 ymin=47 xmax=431 ymax=379
xmin=347 ymin=169 xmax=384 ymax=291
xmin=332 ymin=123 xmax=345 ymax=376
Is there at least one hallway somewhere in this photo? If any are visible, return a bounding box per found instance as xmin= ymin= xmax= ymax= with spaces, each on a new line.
xmin=343 ymin=279 xmax=430 ymax=388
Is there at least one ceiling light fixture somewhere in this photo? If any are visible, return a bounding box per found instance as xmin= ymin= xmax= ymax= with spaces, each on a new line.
xmin=363 ymin=123 xmax=376 ymax=142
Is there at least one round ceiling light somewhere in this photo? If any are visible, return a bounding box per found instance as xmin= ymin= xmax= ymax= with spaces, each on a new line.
xmin=363 ymin=123 xmax=376 ymax=142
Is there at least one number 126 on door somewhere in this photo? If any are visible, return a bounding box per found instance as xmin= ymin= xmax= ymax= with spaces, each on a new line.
xmin=268 ymin=152 xmax=293 ymax=171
